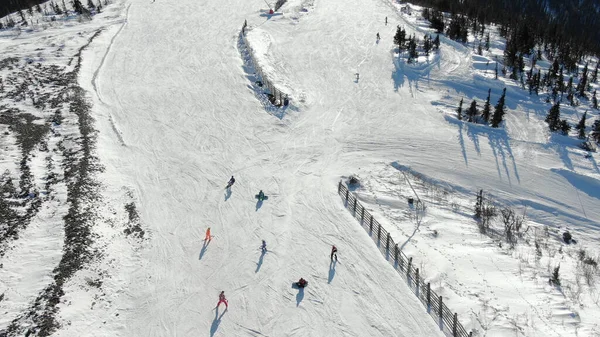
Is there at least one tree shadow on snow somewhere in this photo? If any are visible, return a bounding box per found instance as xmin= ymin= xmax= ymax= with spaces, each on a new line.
xmin=255 ymin=249 xmax=266 ymax=273
xmin=224 ymin=188 xmax=232 ymax=201
xmin=391 ymin=54 xmax=436 ymax=94
xmin=199 ymin=240 xmax=210 ymax=260
xmin=209 ymin=307 xmax=226 ymax=337
xmin=328 ymin=260 xmax=337 ymax=284
xmin=442 ymin=115 xmax=468 ymax=167
xmin=442 ymin=114 xmax=520 ymax=184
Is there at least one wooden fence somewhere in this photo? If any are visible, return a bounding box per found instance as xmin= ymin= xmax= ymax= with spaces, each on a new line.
xmin=338 ymin=181 xmax=472 ymax=337
xmin=241 ymin=20 xmax=289 ymax=107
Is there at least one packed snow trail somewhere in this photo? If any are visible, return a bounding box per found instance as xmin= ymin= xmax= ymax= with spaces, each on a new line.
xmin=80 ymin=0 xmax=600 ymax=335
xmin=83 ymin=0 xmax=447 ymax=335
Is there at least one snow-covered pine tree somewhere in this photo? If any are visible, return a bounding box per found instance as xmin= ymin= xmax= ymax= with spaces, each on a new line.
xmin=491 ymin=88 xmax=506 ymax=127
xmin=394 ymin=26 xmax=406 ymax=52
xmin=576 ymin=111 xmax=587 ymax=139
xmin=576 ymin=63 xmax=589 ymax=97
xmin=467 ymin=99 xmax=478 ymax=122
xmin=482 ymin=89 xmax=491 ymax=123
xmin=559 ymin=120 xmax=571 ymax=135
xmin=545 ymin=102 xmax=561 ymax=132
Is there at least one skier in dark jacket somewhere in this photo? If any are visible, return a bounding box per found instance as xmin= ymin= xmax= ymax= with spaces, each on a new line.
xmin=226 ymin=176 xmax=235 ymax=188
xmin=330 ymin=245 xmax=338 ymax=261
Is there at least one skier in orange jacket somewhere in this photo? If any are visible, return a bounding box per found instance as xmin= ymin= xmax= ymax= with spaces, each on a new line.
xmin=205 ymin=227 xmax=212 ymax=241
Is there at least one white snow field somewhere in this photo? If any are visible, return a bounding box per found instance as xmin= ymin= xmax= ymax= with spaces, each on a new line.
xmin=1 ymin=0 xmax=600 ymax=335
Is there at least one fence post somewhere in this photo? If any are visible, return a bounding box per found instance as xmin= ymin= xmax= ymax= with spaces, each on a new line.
xmin=427 ymin=283 xmax=431 ymax=307
xmin=386 ymin=233 xmax=390 ymax=251
xmin=361 ymin=207 xmax=365 ymax=224
xmin=377 ymin=224 xmax=381 ymax=243
xmin=439 ymin=296 xmax=443 ymax=319
xmin=338 ymin=180 xmax=342 ymax=194
xmin=353 ymin=198 xmax=357 ymax=214
xmin=345 ymin=188 xmax=349 ymax=202
xmin=415 ymin=268 xmax=419 ymax=292
xmin=407 ymin=257 xmax=412 ymax=279
xmin=394 ymin=244 xmax=399 ymax=264
xmin=453 ymin=313 xmax=458 ymax=337
xmin=369 ymin=216 xmax=373 ymax=234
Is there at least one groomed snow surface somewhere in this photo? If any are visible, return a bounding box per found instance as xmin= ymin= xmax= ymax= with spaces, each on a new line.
xmin=1 ymin=0 xmax=599 ymax=336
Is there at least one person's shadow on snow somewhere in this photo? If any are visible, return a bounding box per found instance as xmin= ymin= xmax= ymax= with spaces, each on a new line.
xmin=328 ymin=260 xmax=337 ymax=284
xmin=255 ymin=249 xmax=266 ymax=273
xmin=199 ymin=240 xmax=210 ymax=260
xmin=292 ymin=283 xmax=304 ymax=307
xmin=224 ymin=188 xmax=232 ymax=201
xmin=210 ymin=307 xmax=226 ymax=337
xmin=255 ymin=199 xmax=263 ymax=211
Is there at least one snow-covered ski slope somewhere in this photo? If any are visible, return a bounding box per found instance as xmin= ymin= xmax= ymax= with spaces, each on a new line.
xmin=79 ymin=0 xmax=451 ymax=335
xmin=2 ymin=0 xmax=599 ymax=334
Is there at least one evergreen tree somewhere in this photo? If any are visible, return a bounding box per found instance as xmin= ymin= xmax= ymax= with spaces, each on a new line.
xmin=433 ymin=34 xmax=440 ymax=50
xmin=545 ymin=102 xmax=561 ymax=131
xmin=485 ymin=32 xmax=490 ymax=51
xmin=408 ymin=35 xmax=418 ymax=62
xmin=477 ymin=43 xmax=483 ymax=56
xmin=576 ymin=63 xmax=589 ymax=97
xmin=592 ymin=120 xmax=600 ymax=143
xmin=494 ymin=56 xmax=498 ymax=80
xmin=566 ymin=76 xmax=574 ymax=105
xmin=559 ymin=120 xmax=571 ymax=135
xmin=73 ymin=0 xmax=84 ymax=14
xmin=491 ymin=88 xmax=507 ymax=127
xmin=457 ymin=98 xmax=463 ymax=120
xmin=576 ymin=111 xmax=587 ymax=139
xmin=482 ymin=89 xmax=491 ymax=123
xmin=88 ymin=0 xmax=95 ymax=10
xmin=593 ymin=90 xmax=598 ymax=110
xmin=557 ymin=67 xmax=565 ymax=92
xmin=18 ymin=9 xmax=26 ymax=24
xmin=467 ymin=99 xmax=478 ymax=122
xmin=54 ymin=1 xmax=63 ymax=14
xmin=36 ymin=4 xmax=43 ymax=13
xmin=423 ymin=35 xmax=431 ymax=56
xmin=592 ymin=62 xmax=599 ymax=83
xmin=62 ymin=0 xmax=68 ymax=13
xmin=394 ymin=26 xmax=406 ymax=52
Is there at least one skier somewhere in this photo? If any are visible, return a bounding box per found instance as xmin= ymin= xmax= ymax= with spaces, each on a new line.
xmin=297 ymin=278 xmax=308 ymax=288
xmin=205 ymin=227 xmax=212 ymax=241
xmin=226 ymin=176 xmax=235 ymax=189
xmin=376 ymin=32 xmax=380 ymax=41
xmin=260 ymin=240 xmax=267 ymax=252
xmin=330 ymin=245 xmax=338 ymax=262
xmin=385 ymin=16 xmax=388 ymax=25
xmin=258 ymin=190 xmax=265 ymax=200
xmin=217 ymin=291 xmax=228 ymax=309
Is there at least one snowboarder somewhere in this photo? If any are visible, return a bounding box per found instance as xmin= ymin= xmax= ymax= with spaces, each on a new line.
xmin=385 ymin=16 xmax=388 ymax=25
xmin=260 ymin=240 xmax=267 ymax=252
xmin=258 ymin=190 xmax=265 ymax=200
xmin=330 ymin=245 xmax=338 ymax=262
xmin=296 ymin=278 xmax=308 ymax=288
xmin=226 ymin=176 xmax=235 ymax=189
xmin=217 ymin=291 xmax=228 ymax=309
xmin=205 ymin=227 xmax=212 ymax=241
